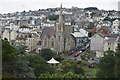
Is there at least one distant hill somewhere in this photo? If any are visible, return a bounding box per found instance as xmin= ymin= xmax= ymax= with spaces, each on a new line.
xmin=84 ymin=7 xmax=99 ymax=11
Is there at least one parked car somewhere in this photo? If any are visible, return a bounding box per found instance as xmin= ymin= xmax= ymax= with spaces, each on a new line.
xmin=68 ymin=50 xmax=75 ymax=55
xmin=74 ymin=52 xmax=81 ymax=57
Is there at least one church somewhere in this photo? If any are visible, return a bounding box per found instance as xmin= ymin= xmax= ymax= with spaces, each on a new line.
xmin=36 ymin=4 xmax=74 ymax=53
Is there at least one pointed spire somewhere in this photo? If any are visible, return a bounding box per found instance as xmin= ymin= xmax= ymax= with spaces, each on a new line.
xmin=59 ymin=3 xmax=63 ymax=24
xmin=57 ymin=3 xmax=64 ymax=33
xmin=60 ymin=3 xmax=62 ymax=9
xmin=59 ymin=3 xmax=62 ymax=16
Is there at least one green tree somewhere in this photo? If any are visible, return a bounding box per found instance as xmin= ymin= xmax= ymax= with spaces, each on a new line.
xmin=24 ymin=54 xmax=54 ymax=77
xmin=63 ymin=72 xmax=83 ymax=78
xmin=40 ymin=48 xmax=56 ymax=61
xmin=48 ymin=15 xmax=59 ymax=20
xmin=96 ymin=51 xmax=117 ymax=78
xmin=2 ymin=40 xmax=19 ymax=78
xmin=39 ymin=73 xmax=62 ymax=78
xmin=116 ymin=43 xmax=120 ymax=78
xmin=2 ymin=40 xmax=19 ymax=62
xmin=12 ymin=45 xmax=27 ymax=54
xmin=59 ymin=59 xmax=75 ymax=73
xmin=13 ymin=55 xmax=35 ymax=78
xmin=72 ymin=64 xmax=84 ymax=75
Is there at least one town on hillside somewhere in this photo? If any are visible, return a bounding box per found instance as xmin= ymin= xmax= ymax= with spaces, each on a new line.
xmin=1 ymin=3 xmax=120 ymax=79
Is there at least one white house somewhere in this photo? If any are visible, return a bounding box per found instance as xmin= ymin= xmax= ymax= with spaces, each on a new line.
xmin=19 ymin=25 xmax=32 ymax=33
xmin=2 ymin=29 xmax=18 ymax=41
xmin=111 ymin=19 xmax=120 ymax=34
xmin=90 ymin=33 xmax=105 ymax=57
xmin=104 ymin=36 xmax=120 ymax=52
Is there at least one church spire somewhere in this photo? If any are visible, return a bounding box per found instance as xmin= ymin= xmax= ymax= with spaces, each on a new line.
xmin=59 ymin=3 xmax=63 ymax=24
xmin=57 ymin=3 xmax=64 ymax=33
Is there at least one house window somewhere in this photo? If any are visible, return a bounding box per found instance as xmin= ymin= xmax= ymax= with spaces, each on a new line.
xmin=51 ymin=39 xmax=54 ymax=47
xmin=108 ymin=43 xmax=111 ymax=46
xmin=58 ymin=36 xmax=60 ymax=41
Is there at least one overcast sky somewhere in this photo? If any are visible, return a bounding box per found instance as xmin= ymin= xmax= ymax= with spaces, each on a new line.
xmin=0 ymin=0 xmax=119 ymax=14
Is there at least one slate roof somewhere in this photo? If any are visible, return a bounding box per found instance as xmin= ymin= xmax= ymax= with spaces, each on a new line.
xmin=41 ymin=27 xmax=56 ymax=38
xmin=71 ymin=32 xmax=86 ymax=37
xmin=62 ymin=26 xmax=72 ymax=38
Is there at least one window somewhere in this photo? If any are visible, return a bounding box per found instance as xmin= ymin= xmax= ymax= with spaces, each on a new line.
xmin=108 ymin=47 xmax=111 ymax=50
xmin=108 ymin=43 xmax=111 ymax=46
xmin=51 ymin=39 xmax=54 ymax=47
xmin=37 ymin=41 xmax=41 ymax=45
xmin=58 ymin=36 xmax=60 ymax=41
xmin=44 ymin=39 xmax=47 ymax=47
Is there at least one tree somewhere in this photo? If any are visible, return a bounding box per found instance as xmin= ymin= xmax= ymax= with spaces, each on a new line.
xmin=39 ymin=73 xmax=62 ymax=78
xmin=96 ymin=51 xmax=117 ymax=78
xmin=84 ymin=7 xmax=98 ymax=11
xmin=40 ymin=48 xmax=56 ymax=61
xmin=48 ymin=15 xmax=59 ymax=20
xmin=116 ymin=43 xmax=120 ymax=78
xmin=12 ymin=55 xmax=35 ymax=78
xmin=2 ymin=40 xmax=19 ymax=62
xmin=24 ymin=54 xmax=54 ymax=77
xmin=72 ymin=64 xmax=84 ymax=75
xmin=2 ymin=40 xmax=36 ymax=78
xmin=2 ymin=40 xmax=19 ymax=78
xmin=63 ymin=72 xmax=83 ymax=78
xmin=12 ymin=45 xmax=27 ymax=54
xmin=59 ymin=59 xmax=75 ymax=73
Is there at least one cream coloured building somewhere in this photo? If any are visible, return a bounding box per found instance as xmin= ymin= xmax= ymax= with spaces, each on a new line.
xmin=104 ymin=36 xmax=120 ymax=52
xmin=15 ymin=32 xmax=40 ymax=52
xmin=2 ymin=29 xmax=18 ymax=41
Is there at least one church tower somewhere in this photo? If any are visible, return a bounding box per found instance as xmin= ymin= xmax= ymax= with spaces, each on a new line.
xmin=55 ymin=3 xmax=65 ymax=51
xmin=56 ymin=3 xmax=64 ymax=33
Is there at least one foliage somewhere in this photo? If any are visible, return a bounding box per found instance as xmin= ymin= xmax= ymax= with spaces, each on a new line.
xmin=39 ymin=73 xmax=62 ymax=78
xmin=12 ymin=45 xmax=27 ymax=54
xmin=54 ymin=56 xmax=64 ymax=62
xmin=48 ymin=15 xmax=59 ymax=20
xmin=80 ymin=60 xmax=88 ymax=66
xmin=2 ymin=40 xmax=19 ymax=62
xmin=12 ymin=55 xmax=35 ymax=78
xmin=116 ymin=43 xmax=120 ymax=78
xmin=103 ymin=17 xmax=120 ymax=22
xmin=2 ymin=40 xmax=19 ymax=78
xmin=24 ymin=54 xmax=54 ymax=77
xmin=63 ymin=72 xmax=81 ymax=78
xmin=72 ymin=65 xmax=85 ymax=75
xmin=60 ymin=50 xmax=69 ymax=55
xmin=59 ymin=59 xmax=75 ymax=73
xmin=84 ymin=7 xmax=98 ymax=11
xmin=96 ymin=52 xmax=117 ymax=78
xmin=40 ymin=48 xmax=56 ymax=61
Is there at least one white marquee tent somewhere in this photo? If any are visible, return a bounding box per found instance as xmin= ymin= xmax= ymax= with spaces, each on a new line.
xmin=47 ymin=57 xmax=60 ymax=64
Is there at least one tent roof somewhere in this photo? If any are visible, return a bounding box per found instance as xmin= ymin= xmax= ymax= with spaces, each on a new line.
xmin=47 ymin=57 xmax=60 ymax=64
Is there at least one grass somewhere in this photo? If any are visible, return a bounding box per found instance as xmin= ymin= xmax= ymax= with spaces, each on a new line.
xmin=89 ymin=68 xmax=98 ymax=75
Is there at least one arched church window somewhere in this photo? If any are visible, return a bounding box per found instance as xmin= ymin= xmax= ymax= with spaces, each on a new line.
xmin=37 ymin=41 xmax=41 ymax=45
xmin=44 ymin=39 xmax=47 ymax=47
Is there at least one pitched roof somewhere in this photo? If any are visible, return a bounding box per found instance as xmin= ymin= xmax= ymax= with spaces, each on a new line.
xmin=98 ymin=27 xmax=110 ymax=36
xmin=41 ymin=27 xmax=56 ymax=38
xmin=71 ymin=32 xmax=86 ymax=37
xmin=20 ymin=25 xmax=32 ymax=29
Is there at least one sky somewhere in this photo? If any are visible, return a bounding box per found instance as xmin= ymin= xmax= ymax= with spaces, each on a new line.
xmin=0 ymin=0 xmax=120 ymax=14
